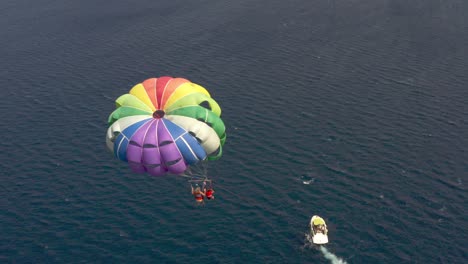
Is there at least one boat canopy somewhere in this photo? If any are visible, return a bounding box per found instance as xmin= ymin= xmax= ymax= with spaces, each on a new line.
xmin=313 ymin=217 xmax=325 ymax=226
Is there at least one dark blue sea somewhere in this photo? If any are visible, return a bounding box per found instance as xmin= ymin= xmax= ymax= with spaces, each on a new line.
xmin=1 ymin=0 xmax=467 ymax=263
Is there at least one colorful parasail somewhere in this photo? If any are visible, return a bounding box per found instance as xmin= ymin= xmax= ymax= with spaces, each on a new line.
xmin=106 ymin=77 xmax=226 ymax=176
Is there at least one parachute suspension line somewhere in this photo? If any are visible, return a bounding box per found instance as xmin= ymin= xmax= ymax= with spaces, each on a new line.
xmin=179 ymin=160 xmax=210 ymax=180
xmin=178 ymin=167 xmax=210 ymax=190
xmin=177 ymin=174 xmax=195 ymax=179
xmin=178 ymin=161 xmax=213 ymax=191
xmin=179 ymin=167 xmax=197 ymax=178
xmin=191 ymin=161 xmax=209 ymax=179
xmin=179 ymin=170 xmax=207 ymax=181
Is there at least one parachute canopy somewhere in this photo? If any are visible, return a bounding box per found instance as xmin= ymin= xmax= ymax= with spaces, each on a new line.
xmin=106 ymin=77 xmax=226 ymax=176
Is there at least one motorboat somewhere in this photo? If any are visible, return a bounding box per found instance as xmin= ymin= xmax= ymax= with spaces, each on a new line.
xmin=309 ymin=215 xmax=329 ymax=244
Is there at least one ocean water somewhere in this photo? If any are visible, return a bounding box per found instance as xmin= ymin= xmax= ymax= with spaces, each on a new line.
xmin=1 ymin=0 xmax=467 ymax=263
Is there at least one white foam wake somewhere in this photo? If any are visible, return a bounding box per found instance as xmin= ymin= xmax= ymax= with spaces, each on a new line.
xmin=303 ymin=233 xmax=347 ymax=264
xmin=319 ymin=246 xmax=347 ymax=264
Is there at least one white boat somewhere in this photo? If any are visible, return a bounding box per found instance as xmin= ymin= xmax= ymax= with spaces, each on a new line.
xmin=309 ymin=215 xmax=329 ymax=244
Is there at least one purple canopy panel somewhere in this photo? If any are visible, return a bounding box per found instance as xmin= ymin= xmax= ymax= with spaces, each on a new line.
xmin=158 ymin=120 xmax=186 ymax=174
xmin=161 ymin=141 xmax=186 ymax=174
xmin=142 ymin=120 xmax=164 ymax=176
xmin=126 ymin=120 xmax=152 ymax=174
xmin=146 ymin=165 xmax=166 ymax=176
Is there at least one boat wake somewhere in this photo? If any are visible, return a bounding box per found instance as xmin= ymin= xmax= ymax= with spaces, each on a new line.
xmin=319 ymin=246 xmax=347 ymax=264
xmin=304 ymin=233 xmax=347 ymax=264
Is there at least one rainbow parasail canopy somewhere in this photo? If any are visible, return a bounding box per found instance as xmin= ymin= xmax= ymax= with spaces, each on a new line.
xmin=106 ymin=77 xmax=226 ymax=176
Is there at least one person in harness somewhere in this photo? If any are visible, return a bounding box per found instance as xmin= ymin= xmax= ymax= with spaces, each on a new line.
xmin=191 ymin=184 xmax=205 ymax=203
xmin=203 ymin=181 xmax=215 ymax=200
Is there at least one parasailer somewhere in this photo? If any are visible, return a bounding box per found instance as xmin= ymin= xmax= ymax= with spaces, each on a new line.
xmin=204 ymin=181 xmax=215 ymax=200
xmin=105 ymin=76 xmax=226 ymax=199
xmin=191 ymin=184 xmax=205 ymax=203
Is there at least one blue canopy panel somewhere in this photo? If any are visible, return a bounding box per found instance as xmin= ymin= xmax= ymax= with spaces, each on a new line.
xmin=114 ymin=118 xmax=151 ymax=161
xmin=163 ymin=119 xmax=207 ymax=165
